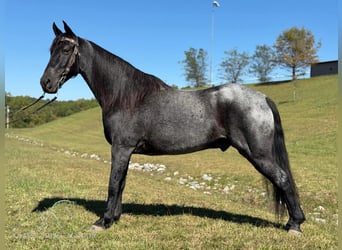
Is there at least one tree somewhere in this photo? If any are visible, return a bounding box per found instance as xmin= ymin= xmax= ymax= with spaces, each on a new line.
xmin=219 ymin=49 xmax=249 ymax=83
xmin=274 ymin=27 xmax=321 ymax=80
xmin=180 ymin=48 xmax=208 ymax=88
xmin=250 ymin=45 xmax=277 ymax=83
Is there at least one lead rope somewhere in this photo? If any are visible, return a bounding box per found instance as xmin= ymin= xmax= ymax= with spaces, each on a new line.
xmin=6 ymin=92 xmax=58 ymax=126
xmin=9 ymin=93 xmax=45 ymax=117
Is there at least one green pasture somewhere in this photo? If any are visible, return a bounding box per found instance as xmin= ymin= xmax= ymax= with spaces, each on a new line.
xmin=5 ymin=75 xmax=337 ymax=249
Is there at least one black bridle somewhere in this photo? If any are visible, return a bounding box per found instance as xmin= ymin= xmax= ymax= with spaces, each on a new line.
xmin=57 ymin=36 xmax=79 ymax=85
xmin=6 ymin=36 xmax=79 ymax=126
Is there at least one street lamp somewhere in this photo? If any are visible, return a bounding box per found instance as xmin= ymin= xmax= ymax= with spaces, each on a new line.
xmin=210 ymin=1 xmax=220 ymax=85
xmin=213 ymin=1 xmax=220 ymax=7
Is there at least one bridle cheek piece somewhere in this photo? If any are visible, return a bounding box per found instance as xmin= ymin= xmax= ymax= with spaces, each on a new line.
xmin=58 ymin=36 xmax=79 ymax=87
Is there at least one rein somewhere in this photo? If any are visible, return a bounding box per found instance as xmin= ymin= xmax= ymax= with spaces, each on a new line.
xmin=6 ymin=93 xmax=58 ymax=126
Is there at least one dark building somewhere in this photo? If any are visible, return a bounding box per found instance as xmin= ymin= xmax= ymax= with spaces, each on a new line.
xmin=310 ymin=60 xmax=338 ymax=77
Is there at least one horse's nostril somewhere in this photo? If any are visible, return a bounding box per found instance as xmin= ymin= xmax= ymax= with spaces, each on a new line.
xmin=40 ymin=76 xmax=51 ymax=90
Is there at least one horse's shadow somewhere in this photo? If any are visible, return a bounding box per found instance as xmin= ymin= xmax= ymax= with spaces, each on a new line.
xmin=32 ymin=197 xmax=284 ymax=230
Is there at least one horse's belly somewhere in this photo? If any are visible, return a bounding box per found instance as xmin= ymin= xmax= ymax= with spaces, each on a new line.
xmin=135 ymin=121 xmax=226 ymax=155
xmin=134 ymin=138 xmax=211 ymax=155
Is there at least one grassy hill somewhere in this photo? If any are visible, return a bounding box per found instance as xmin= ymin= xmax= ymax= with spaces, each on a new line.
xmin=5 ymin=75 xmax=337 ymax=249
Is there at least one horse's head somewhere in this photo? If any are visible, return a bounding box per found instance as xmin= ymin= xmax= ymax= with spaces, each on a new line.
xmin=40 ymin=21 xmax=79 ymax=94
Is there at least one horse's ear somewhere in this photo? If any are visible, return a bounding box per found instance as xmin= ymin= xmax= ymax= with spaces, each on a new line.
xmin=63 ymin=21 xmax=76 ymax=37
xmin=53 ymin=22 xmax=62 ymax=37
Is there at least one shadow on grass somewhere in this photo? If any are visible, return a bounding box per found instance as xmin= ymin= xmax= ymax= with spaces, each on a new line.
xmin=32 ymin=197 xmax=284 ymax=230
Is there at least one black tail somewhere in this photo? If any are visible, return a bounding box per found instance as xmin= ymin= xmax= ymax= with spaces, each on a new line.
xmin=265 ymin=97 xmax=299 ymax=218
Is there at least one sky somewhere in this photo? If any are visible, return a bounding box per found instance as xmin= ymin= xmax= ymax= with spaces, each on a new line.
xmin=5 ymin=0 xmax=338 ymax=100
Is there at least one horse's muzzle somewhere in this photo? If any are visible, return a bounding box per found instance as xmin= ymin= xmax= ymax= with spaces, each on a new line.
xmin=40 ymin=75 xmax=59 ymax=94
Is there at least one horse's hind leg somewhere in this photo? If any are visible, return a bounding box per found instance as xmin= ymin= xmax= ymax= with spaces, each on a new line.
xmin=229 ymin=123 xmax=305 ymax=232
xmin=245 ymin=154 xmax=305 ymax=233
xmin=232 ymin=123 xmax=305 ymax=233
xmin=227 ymin=95 xmax=305 ymax=232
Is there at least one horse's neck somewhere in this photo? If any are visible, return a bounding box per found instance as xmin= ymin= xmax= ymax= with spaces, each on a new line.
xmin=78 ymin=39 xmax=123 ymax=110
xmin=78 ymin=38 xmax=172 ymax=113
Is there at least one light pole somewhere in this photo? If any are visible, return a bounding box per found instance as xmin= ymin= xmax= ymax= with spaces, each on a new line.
xmin=210 ymin=1 xmax=220 ymax=85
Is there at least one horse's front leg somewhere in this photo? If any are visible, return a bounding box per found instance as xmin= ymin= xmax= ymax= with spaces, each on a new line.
xmin=90 ymin=144 xmax=134 ymax=231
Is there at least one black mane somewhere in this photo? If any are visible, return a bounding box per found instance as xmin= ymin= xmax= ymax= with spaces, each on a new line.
xmin=82 ymin=40 xmax=172 ymax=113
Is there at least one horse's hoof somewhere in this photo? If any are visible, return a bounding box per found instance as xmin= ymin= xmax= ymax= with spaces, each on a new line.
xmin=89 ymin=224 xmax=105 ymax=232
xmin=288 ymin=229 xmax=302 ymax=236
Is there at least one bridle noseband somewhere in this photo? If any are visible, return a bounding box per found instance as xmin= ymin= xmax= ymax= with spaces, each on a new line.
xmin=6 ymin=36 xmax=80 ymax=126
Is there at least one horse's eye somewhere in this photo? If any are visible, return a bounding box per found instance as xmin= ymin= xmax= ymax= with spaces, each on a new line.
xmin=63 ymin=47 xmax=71 ymax=54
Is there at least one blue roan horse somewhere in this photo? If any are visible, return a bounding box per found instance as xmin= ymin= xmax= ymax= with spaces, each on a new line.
xmin=40 ymin=22 xmax=305 ymax=233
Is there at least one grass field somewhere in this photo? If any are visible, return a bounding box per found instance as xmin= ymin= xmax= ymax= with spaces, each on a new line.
xmin=5 ymin=75 xmax=337 ymax=249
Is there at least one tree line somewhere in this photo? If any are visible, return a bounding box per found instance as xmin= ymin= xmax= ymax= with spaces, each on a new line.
xmin=5 ymin=94 xmax=98 ymax=128
xmin=180 ymin=27 xmax=321 ymax=88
